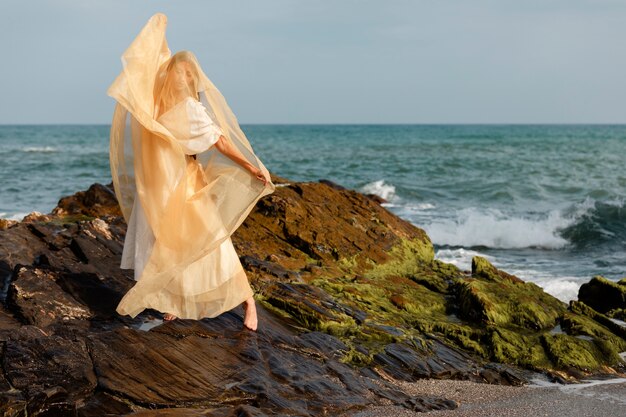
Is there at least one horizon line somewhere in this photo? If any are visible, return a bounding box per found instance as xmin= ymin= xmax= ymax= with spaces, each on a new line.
xmin=3 ymin=122 xmax=626 ymax=127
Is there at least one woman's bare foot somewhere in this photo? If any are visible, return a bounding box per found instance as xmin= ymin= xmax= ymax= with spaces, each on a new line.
xmin=242 ymin=297 xmax=258 ymax=331
xmin=163 ymin=313 xmax=177 ymax=321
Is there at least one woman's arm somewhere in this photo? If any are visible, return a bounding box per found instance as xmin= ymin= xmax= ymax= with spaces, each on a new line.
xmin=214 ymin=135 xmax=268 ymax=185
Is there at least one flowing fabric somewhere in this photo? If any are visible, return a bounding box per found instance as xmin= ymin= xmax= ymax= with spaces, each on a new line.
xmin=108 ymin=13 xmax=275 ymax=319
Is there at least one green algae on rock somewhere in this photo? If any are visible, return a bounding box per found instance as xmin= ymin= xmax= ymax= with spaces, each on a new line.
xmin=235 ymin=180 xmax=625 ymax=379
xmin=455 ymin=256 xmax=567 ymax=331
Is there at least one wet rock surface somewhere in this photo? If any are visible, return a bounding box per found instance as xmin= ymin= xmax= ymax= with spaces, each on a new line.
xmin=578 ymin=275 xmax=626 ymax=315
xmin=0 ymin=178 xmax=624 ymax=415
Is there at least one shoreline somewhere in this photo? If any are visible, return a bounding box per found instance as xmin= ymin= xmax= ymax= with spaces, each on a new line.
xmin=342 ymin=377 xmax=626 ymax=417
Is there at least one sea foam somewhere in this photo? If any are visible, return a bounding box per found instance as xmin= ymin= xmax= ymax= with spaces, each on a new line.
xmin=425 ymin=207 xmax=576 ymax=250
xmin=0 ymin=212 xmax=30 ymax=221
xmin=21 ymin=146 xmax=58 ymax=153
xmin=360 ymin=180 xmax=398 ymax=202
xmin=435 ymin=248 xmax=493 ymax=271
xmin=521 ymin=274 xmax=582 ymax=303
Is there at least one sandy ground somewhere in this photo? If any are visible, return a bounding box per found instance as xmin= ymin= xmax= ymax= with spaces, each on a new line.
xmin=342 ymin=378 xmax=626 ymax=417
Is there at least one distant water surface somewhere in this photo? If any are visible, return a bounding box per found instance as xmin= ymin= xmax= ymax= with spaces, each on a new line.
xmin=1 ymin=124 xmax=624 ymax=301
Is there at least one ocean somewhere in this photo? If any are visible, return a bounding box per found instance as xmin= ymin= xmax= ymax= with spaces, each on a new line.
xmin=1 ymin=124 xmax=624 ymax=302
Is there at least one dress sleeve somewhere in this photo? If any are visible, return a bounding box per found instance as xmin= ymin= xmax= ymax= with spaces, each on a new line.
xmin=178 ymin=99 xmax=223 ymax=155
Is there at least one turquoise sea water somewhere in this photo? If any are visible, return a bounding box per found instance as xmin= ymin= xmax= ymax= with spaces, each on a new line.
xmin=1 ymin=124 xmax=624 ymax=301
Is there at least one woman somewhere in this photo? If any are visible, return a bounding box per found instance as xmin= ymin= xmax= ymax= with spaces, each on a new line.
xmin=108 ymin=13 xmax=275 ymax=330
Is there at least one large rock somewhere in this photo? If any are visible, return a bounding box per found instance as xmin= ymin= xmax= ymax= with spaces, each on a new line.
xmin=87 ymin=312 xmax=457 ymax=415
xmin=52 ymin=182 xmax=122 ymax=218
xmin=0 ymin=178 xmax=462 ymax=416
xmin=231 ymin=179 xmax=435 ymax=283
xmin=0 ymin=178 xmax=625 ymax=415
xmin=578 ymin=275 xmax=626 ymax=315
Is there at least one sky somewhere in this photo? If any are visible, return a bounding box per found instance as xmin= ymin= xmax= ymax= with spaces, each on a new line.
xmin=2 ymin=0 xmax=626 ymax=124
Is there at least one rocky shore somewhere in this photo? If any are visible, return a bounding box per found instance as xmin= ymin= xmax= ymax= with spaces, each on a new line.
xmin=0 ymin=175 xmax=624 ymax=416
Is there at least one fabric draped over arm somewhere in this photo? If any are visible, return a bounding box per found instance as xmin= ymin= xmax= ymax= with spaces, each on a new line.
xmin=157 ymin=97 xmax=223 ymax=155
xmin=107 ymin=13 xmax=275 ymax=318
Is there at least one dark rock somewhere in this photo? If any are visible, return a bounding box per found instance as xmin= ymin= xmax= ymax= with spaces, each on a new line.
xmin=0 ymin=306 xmax=22 ymax=345
xmin=480 ymin=363 xmax=527 ymax=386
xmin=373 ymin=339 xmax=527 ymax=386
xmin=124 ymin=405 xmax=273 ymax=416
xmin=77 ymin=392 xmax=134 ymax=417
xmin=578 ymin=275 xmax=626 ymax=314
xmin=0 ymin=392 xmax=27 ymax=417
xmin=364 ymin=194 xmax=387 ymax=204
xmin=0 ymin=260 xmax=12 ymax=303
xmin=87 ymin=310 xmax=450 ymax=415
xmin=240 ymin=255 xmax=299 ymax=281
xmin=7 ymin=266 xmax=92 ymax=327
xmin=318 ymin=179 xmax=347 ymax=191
xmin=55 ymin=271 xmax=124 ymax=319
xmin=53 ymin=182 xmax=121 ymax=217
xmin=403 ymin=396 xmax=458 ymax=412
xmin=4 ymin=333 xmax=96 ymax=404
xmin=26 ymin=386 xmax=77 ymax=416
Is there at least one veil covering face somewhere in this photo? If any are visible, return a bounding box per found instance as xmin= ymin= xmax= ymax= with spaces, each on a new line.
xmin=108 ymin=13 xmax=275 ymax=318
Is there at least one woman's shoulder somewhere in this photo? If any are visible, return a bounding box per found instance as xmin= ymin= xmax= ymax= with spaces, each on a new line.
xmin=184 ymin=97 xmax=211 ymax=121
xmin=185 ymin=97 xmax=207 ymax=112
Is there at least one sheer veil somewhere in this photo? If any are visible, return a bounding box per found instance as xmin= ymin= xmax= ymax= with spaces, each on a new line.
xmin=107 ymin=13 xmax=275 ymax=318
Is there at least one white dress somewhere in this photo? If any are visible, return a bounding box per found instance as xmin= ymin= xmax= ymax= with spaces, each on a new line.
xmin=120 ymin=97 xmax=253 ymax=318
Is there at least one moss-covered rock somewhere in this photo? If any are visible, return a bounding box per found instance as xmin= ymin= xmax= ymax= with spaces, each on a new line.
xmin=238 ymin=181 xmax=625 ymax=378
xmin=455 ymin=257 xmax=566 ymax=331
xmin=486 ymin=327 xmax=551 ymax=369
xmin=471 ymin=256 xmax=522 ymax=284
xmin=606 ymin=308 xmax=626 ymax=321
xmin=541 ymin=333 xmax=614 ymax=373
xmin=567 ymin=301 xmax=626 ymax=341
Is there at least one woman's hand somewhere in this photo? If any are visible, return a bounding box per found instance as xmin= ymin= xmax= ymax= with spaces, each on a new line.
xmin=249 ymin=166 xmax=268 ymax=186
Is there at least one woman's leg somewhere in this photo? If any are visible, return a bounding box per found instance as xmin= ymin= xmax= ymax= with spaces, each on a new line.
xmin=242 ymin=296 xmax=257 ymax=331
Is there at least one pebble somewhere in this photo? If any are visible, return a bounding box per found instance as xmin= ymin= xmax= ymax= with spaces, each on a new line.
xmin=341 ymin=378 xmax=626 ymax=417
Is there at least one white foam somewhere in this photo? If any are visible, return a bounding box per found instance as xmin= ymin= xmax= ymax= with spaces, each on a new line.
xmin=491 ymin=266 xmax=583 ymax=302
xmin=21 ymin=146 xmax=58 ymax=153
xmin=435 ymin=248 xmax=494 ymax=271
xmin=360 ymin=180 xmax=398 ymax=202
xmin=533 ymin=377 xmax=626 ymax=405
xmin=532 ymin=277 xmax=581 ymax=303
xmin=424 ymin=207 xmax=577 ymax=249
xmin=385 ymin=202 xmax=435 ymax=210
xmin=434 ymin=251 xmax=584 ymax=302
xmin=384 ymin=202 xmax=436 ymax=223
xmin=531 ymin=376 xmax=626 ymax=389
xmin=604 ymin=197 xmax=625 ymax=208
xmin=1 ymin=212 xmax=29 ymax=221
xmin=610 ymin=318 xmax=626 ymax=328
